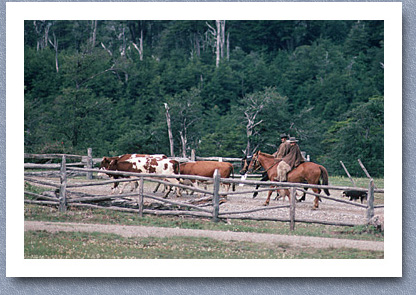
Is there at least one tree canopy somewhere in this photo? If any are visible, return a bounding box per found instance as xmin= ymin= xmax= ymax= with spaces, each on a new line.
xmin=24 ymin=20 xmax=384 ymax=177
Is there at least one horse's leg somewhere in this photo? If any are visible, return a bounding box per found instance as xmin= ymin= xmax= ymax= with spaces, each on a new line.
xmin=253 ymin=183 xmax=261 ymax=199
xmin=275 ymin=189 xmax=284 ymax=201
xmin=264 ymin=187 xmax=274 ymax=206
xmin=312 ymin=188 xmax=320 ymax=209
xmin=297 ymin=188 xmax=307 ymax=202
xmin=254 ymin=173 xmax=269 ymax=199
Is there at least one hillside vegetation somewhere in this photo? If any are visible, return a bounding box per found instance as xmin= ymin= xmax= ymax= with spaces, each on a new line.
xmin=24 ymin=20 xmax=383 ymax=176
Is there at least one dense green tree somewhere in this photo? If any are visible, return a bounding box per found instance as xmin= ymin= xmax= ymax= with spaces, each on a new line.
xmin=321 ymin=96 xmax=384 ymax=176
xmin=24 ymin=20 xmax=384 ymax=176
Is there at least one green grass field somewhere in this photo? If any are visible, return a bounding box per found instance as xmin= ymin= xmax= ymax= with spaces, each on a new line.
xmin=25 ymin=230 xmax=383 ymax=259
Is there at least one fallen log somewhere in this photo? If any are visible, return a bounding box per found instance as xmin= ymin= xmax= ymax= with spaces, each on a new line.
xmin=24 ymin=191 xmax=58 ymax=202
xmin=143 ymin=193 xmax=213 ymax=213
xmin=24 ymin=177 xmax=60 ymax=188
xmin=221 ymin=204 xmax=290 ymax=215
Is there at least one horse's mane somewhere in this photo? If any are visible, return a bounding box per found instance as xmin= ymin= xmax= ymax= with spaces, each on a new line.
xmin=258 ymin=151 xmax=274 ymax=158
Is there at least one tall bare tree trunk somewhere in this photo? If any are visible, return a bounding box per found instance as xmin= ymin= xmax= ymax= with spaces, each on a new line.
xmin=34 ymin=20 xmax=50 ymax=51
xmin=164 ymin=103 xmax=175 ymax=157
xmin=226 ymin=32 xmax=230 ymax=61
xmin=48 ymin=33 xmax=59 ymax=73
xmin=132 ymin=29 xmax=144 ymax=61
xmin=215 ymin=20 xmax=221 ymax=67
xmin=179 ymin=131 xmax=187 ymax=158
xmin=207 ymin=20 xmax=226 ymax=67
xmin=220 ymin=20 xmax=225 ymax=59
xmin=91 ymin=20 xmax=98 ymax=51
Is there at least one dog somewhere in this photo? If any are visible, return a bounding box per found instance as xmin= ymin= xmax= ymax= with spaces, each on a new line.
xmin=342 ymin=190 xmax=367 ymax=203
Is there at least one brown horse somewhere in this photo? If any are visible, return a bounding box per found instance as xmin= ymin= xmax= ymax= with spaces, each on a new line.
xmin=247 ymin=151 xmax=330 ymax=208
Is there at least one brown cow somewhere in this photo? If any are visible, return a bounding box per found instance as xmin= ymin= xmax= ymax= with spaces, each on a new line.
xmin=179 ymin=161 xmax=235 ymax=195
xmin=98 ymin=154 xmax=146 ymax=193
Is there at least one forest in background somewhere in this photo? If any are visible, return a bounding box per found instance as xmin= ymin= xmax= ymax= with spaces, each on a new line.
xmin=24 ymin=20 xmax=384 ymax=177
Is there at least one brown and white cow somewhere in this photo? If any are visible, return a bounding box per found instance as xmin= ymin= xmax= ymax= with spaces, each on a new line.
xmin=98 ymin=154 xmax=148 ymax=194
xmin=99 ymin=154 xmax=181 ymax=197
xmin=179 ymin=161 xmax=235 ymax=195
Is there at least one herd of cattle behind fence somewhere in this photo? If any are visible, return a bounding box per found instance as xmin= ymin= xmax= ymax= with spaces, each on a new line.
xmin=24 ymin=149 xmax=384 ymax=231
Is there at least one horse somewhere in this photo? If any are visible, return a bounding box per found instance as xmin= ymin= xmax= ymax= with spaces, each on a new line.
xmin=247 ymin=151 xmax=330 ymax=208
xmin=240 ymin=155 xmax=275 ymax=199
xmin=240 ymin=155 xmax=316 ymax=202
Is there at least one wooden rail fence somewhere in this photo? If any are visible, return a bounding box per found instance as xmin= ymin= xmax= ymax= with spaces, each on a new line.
xmin=24 ymin=152 xmax=384 ymax=230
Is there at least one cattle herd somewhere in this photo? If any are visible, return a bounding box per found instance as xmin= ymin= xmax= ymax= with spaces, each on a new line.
xmin=98 ymin=153 xmax=235 ymax=198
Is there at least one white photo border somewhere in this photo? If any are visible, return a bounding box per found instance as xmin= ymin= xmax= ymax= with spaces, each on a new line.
xmin=7 ymin=1 xmax=402 ymax=277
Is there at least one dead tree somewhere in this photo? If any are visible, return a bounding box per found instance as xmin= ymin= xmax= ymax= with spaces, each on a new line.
xmin=48 ymin=32 xmax=59 ymax=73
xmin=206 ymin=20 xmax=227 ymax=67
xmin=242 ymin=93 xmax=266 ymax=155
xmin=164 ymin=103 xmax=175 ymax=157
xmin=33 ymin=20 xmax=51 ymax=51
xmin=90 ymin=20 xmax=98 ymax=51
xmin=132 ymin=29 xmax=144 ymax=61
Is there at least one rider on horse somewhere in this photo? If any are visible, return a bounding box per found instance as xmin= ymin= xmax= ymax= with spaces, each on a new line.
xmin=272 ymin=133 xmax=290 ymax=160
xmin=276 ymin=137 xmax=305 ymax=182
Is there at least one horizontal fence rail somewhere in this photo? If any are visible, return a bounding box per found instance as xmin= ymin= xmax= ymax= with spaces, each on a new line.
xmin=24 ymin=152 xmax=384 ymax=230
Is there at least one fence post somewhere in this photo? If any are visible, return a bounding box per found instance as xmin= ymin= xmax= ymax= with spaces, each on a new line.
xmin=191 ymin=149 xmax=196 ymax=161
xmin=358 ymin=159 xmax=377 ymax=189
xmin=212 ymin=169 xmax=220 ymax=222
xmin=59 ymin=155 xmax=67 ymax=212
xmin=138 ymin=177 xmax=144 ymax=217
xmin=86 ymin=148 xmax=93 ymax=180
xmin=366 ymin=179 xmax=375 ymax=222
xmin=340 ymin=161 xmax=356 ymax=186
xmin=290 ymin=187 xmax=296 ymax=231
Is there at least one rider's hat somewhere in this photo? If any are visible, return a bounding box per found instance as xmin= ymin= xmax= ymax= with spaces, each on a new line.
xmin=288 ymin=137 xmax=299 ymax=143
xmin=280 ymin=133 xmax=288 ymax=139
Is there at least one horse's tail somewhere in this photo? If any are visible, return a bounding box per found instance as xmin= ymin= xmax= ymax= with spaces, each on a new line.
xmin=319 ymin=165 xmax=330 ymax=196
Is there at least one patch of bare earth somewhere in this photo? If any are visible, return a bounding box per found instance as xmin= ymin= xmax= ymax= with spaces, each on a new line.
xmin=24 ymin=220 xmax=383 ymax=251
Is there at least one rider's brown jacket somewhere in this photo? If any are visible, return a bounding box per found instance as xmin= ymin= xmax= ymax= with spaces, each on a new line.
xmin=282 ymin=143 xmax=304 ymax=169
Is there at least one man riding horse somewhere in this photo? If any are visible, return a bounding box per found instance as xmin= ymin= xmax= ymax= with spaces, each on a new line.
xmin=276 ymin=137 xmax=305 ymax=182
xmin=272 ymin=133 xmax=290 ymax=160
xmin=247 ymin=149 xmax=330 ymax=208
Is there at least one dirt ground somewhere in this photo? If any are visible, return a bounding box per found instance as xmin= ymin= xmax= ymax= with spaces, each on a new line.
xmin=24 ymin=220 xmax=383 ymax=251
xmin=65 ymin=176 xmax=384 ymax=226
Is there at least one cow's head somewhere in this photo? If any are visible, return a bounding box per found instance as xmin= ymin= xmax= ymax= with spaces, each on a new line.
xmin=99 ymin=157 xmax=113 ymax=170
xmin=98 ymin=156 xmax=119 ymax=177
xmin=170 ymin=160 xmax=180 ymax=174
